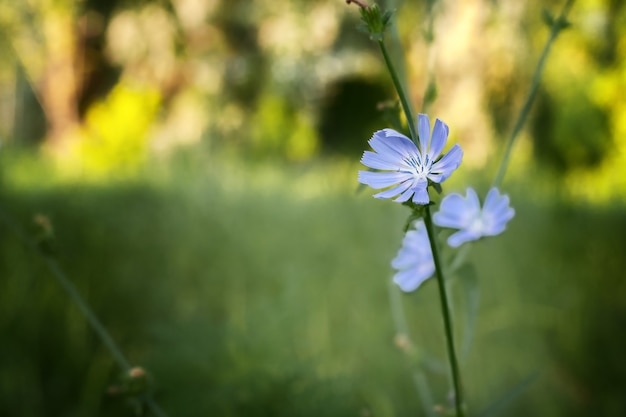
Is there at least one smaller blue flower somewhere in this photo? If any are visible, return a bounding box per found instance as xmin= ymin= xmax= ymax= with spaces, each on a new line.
xmin=433 ymin=187 xmax=515 ymax=248
xmin=391 ymin=220 xmax=435 ymax=292
xmin=358 ymin=114 xmax=463 ymax=205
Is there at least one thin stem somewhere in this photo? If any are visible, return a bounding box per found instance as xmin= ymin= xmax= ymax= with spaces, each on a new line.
xmin=424 ymin=206 xmax=464 ymax=416
xmin=378 ymin=39 xmax=418 ymax=145
xmin=385 ymin=0 xmax=411 ymax=104
xmin=0 ymin=206 xmax=169 ymax=417
xmin=0 ymin=208 xmax=133 ymax=370
xmin=378 ymin=26 xmax=463 ymax=414
xmin=492 ymin=0 xmax=575 ymax=188
xmin=44 ymin=256 xmax=132 ymax=370
xmin=346 ymin=0 xmax=368 ymax=8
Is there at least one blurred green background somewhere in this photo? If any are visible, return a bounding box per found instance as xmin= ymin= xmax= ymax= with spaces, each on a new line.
xmin=1 ymin=0 xmax=626 ymax=416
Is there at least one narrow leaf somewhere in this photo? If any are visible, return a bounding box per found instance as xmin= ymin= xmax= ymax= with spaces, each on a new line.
xmin=541 ymin=8 xmax=555 ymax=27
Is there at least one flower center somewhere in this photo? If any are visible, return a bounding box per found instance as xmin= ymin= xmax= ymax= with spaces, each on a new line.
xmin=402 ymin=153 xmax=432 ymax=180
xmin=468 ymin=215 xmax=486 ymax=235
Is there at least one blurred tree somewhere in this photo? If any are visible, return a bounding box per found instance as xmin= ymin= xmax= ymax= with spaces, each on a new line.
xmin=12 ymin=65 xmax=47 ymax=144
xmin=532 ymin=87 xmax=611 ymax=173
xmin=214 ymin=0 xmax=267 ymax=108
xmin=318 ymin=77 xmax=392 ymax=156
xmin=0 ymin=0 xmax=83 ymax=147
xmin=1 ymin=0 xmax=625 ymax=181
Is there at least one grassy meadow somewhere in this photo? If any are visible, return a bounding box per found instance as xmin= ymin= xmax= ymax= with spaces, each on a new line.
xmin=1 ymin=0 xmax=625 ymax=415
xmin=1 ymin=149 xmax=625 ymax=416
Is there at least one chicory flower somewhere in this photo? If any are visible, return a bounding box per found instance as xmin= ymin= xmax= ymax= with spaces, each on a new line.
xmin=391 ymin=220 xmax=435 ymax=292
xmin=433 ymin=187 xmax=515 ymax=248
xmin=358 ymin=114 xmax=463 ymax=205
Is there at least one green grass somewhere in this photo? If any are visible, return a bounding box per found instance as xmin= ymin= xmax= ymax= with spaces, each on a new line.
xmin=1 ymin=150 xmax=625 ymax=416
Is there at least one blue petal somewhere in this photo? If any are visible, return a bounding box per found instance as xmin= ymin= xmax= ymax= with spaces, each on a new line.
xmin=381 ymin=129 xmax=419 ymax=155
xmin=367 ymin=131 xmax=405 ymax=164
xmin=417 ymin=114 xmax=431 ymax=155
xmin=361 ymin=150 xmax=402 ymax=170
xmin=426 ymin=172 xmax=445 ymax=183
xmin=391 ymin=249 xmax=414 ymax=269
xmin=481 ymin=218 xmax=506 ymax=236
xmin=391 ymin=229 xmax=424 ymax=268
xmin=369 ymin=129 xmax=418 ymax=162
xmin=394 ymin=221 xmax=431 ymax=258
xmin=430 ymin=144 xmax=463 ymax=181
xmin=358 ymin=171 xmax=412 ymax=189
xmin=483 ymin=188 xmax=502 ymax=208
xmin=373 ymin=180 xmax=413 ymax=199
xmin=465 ymin=187 xmax=481 ymax=210
xmin=393 ymin=264 xmax=434 ymax=292
xmin=411 ymin=181 xmax=430 ymax=204
xmin=391 ymin=222 xmax=435 ymax=292
xmin=483 ymin=188 xmax=512 ymax=218
xmin=428 ymin=118 xmax=449 ymax=160
xmin=394 ymin=183 xmax=417 ymax=203
xmin=447 ymin=229 xmax=481 ymax=248
xmin=433 ymin=189 xmax=480 ymax=229
xmin=481 ymin=188 xmax=515 ymax=236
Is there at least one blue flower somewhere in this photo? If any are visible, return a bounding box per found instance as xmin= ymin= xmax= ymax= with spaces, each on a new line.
xmin=391 ymin=220 xmax=435 ymax=292
xmin=358 ymin=114 xmax=463 ymax=205
xmin=433 ymin=187 xmax=515 ymax=248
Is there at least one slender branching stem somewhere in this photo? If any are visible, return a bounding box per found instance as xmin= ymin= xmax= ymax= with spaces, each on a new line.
xmin=45 ymin=257 xmax=132 ymax=370
xmin=0 ymin=206 xmax=168 ymax=417
xmin=493 ymin=0 xmax=576 ymax=187
xmin=381 ymin=6 xmax=437 ymax=413
xmin=378 ymin=40 xmax=418 ymax=145
xmin=424 ymin=206 xmax=464 ymax=416
xmin=377 ymin=28 xmax=464 ymax=415
xmin=346 ymin=0 xmax=368 ymax=8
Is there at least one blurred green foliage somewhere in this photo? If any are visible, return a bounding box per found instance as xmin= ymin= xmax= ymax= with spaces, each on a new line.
xmin=532 ymin=85 xmax=611 ymax=172
xmin=74 ymin=83 xmax=161 ymax=177
xmin=1 ymin=152 xmax=626 ymax=416
xmin=0 ymin=0 xmax=624 ymax=196
xmin=250 ymin=94 xmax=319 ymax=161
xmin=1 ymin=0 xmax=626 ymax=415
xmin=318 ymin=77 xmax=392 ymax=155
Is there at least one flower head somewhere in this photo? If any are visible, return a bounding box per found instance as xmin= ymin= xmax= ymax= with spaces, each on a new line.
xmin=433 ymin=187 xmax=515 ymax=248
xmin=358 ymin=114 xmax=463 ymax=205
xmin=391 ymin=220 xmax=435 ymax=292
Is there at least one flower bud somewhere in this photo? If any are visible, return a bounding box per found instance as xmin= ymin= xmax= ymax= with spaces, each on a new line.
xmin=347 ymin=2 xmax=393 ymax=42
xmin=129 ymin=366 xmax=146 ymax=379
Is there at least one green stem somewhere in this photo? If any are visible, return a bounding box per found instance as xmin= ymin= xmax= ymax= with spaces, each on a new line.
xmin=385 ymin=0 xmax=411 ymax=103
xmin=43 ymin=260 xmax=170 ymax=417
xmin=44 ymin=257 xmax=132 ymax=370
xmin=0 ymin=206 xmax=169 ymax=417
xmin=424 ymin=206 xmax=464 ymax=416
xmin=492 ymin=0 xmax=575 ymax=188
xmin=378 ymin=39 xmax=418 ymax=145
xmin=378 ymin=29 xmax=464 ymax=415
